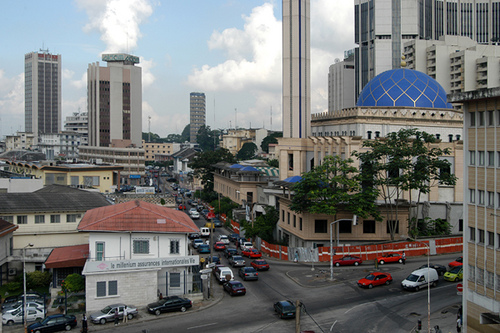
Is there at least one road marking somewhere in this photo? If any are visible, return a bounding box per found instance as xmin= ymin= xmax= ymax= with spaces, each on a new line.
xmin=330 ymin=320 xmax=337 ymax=331
xmin=187 ymin=322 xmax=218 ymax=330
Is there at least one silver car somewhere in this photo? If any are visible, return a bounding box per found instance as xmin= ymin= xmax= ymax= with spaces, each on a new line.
xmin=229 ymin=255 xmax=246 ymax=267
xmin=2 ymin=307 xmax=45 ymax=325
xmin=90 ymin=304 xmax=138 ymax=324
xmin=239 ymin=267 xmax=259 ymax=281
xmin=2 ymin=302 xmax=45 ymax=314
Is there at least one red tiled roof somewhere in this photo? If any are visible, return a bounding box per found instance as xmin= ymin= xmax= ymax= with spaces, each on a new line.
xmin=78 ymin=200 xmax=199 ymax=234
xmin=44 ymin=244 xmax=89 ymax=269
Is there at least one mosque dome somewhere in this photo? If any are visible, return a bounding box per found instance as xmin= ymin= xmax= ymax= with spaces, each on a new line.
xmin=356 ymin=69 xmax=453 ymax=109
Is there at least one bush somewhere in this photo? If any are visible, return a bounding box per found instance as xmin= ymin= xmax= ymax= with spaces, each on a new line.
xmin=27 ymin=271 xmax=52 ymax=289
xmin=5 ymin=281 xmax=21 ymax=292
xmin=62 ymin=274 xmax=85 ymax=293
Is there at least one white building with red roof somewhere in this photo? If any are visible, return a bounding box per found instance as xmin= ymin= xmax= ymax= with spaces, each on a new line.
xmin=78 ymin=200 xmax=200 ymax=312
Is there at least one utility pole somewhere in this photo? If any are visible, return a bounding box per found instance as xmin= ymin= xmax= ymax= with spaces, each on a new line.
xmin=295 ymin=299 xmax=301 ymax=333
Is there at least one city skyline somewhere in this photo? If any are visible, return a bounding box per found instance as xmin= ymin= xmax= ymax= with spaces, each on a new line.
xmin=0 ymin=0 xmax=355 ymax=140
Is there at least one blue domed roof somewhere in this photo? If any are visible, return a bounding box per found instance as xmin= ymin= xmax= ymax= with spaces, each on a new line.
xmin=357 ymin=69 xmax=453 ymax=109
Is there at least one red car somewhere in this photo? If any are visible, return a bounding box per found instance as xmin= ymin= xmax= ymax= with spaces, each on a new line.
xmin=377 ymin=252 xmax=404 ymax=265
xmin=213 ymin=242 xmax=226 ymax=251
xmin=333 ymin=255 xmax=362 ymax=266
xmin=251 ymin=259 xmax=270 ymax=271
xmin=178 ymin=204 xmax=186 ymax=210
xmin=223 ymin=280 xmax=246 ymax=296
xmin=242 ymin=248 xmax=262 ymax=258
xmin=357 ymin=272 xmax=393 ymax=288
xmin=448 ymin=256 xmax=463 ymax=268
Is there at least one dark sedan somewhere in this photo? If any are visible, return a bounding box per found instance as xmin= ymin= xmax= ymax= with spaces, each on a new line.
xmin=224 ymin=248 xmax=239 ymax=258
xmin=147 ymin=296 xmax=192 ymax=315
xmin=27 ymin=314 xmax=77 ymax=333
xmin=274 ymin=300 xmax=296 ymax=319
xmin=419 ymin=263 xmax=447 ymax=276
xmin=223 ymin=280 xmax=246 ymax=296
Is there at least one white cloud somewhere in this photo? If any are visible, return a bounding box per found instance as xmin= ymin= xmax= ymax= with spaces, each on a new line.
xmin=140 ymin=57 xmax=156 ymax=88
xmin=76 ymin=0 xmax=154 ymax=54
xmin=0 ymin=70 xmax=25 ymax=135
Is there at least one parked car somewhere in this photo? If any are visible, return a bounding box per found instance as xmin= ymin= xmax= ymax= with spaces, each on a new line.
xmin=223 ymin=280 xmax=246 ymax=296
xmin=224 ymin=248 xmax=239 ymax=259
xmin=419 ymin=263 xmax=447 ymax=276
xmin=2 ymin=293 xmax=44 ymax=309
xmin=228 ymin=233 xmax=239 ymax=242
xmin=218 ymin=235 xmax=230 ymax=244
xmin=448 ymin=256 xmax=463 ymax=268
xmin=239 ymin=267 xmax=259 ymax=281
xmin=377 ymin=253 xmax=404 ymax=265
xmin=207 ymin=256 xmax=221 ymax=265
xmin=2 ymin=301 xmax=45 ymax=314
xmin=198 ymin=244 xmax=210 ymax=254
xmin=89 ymin=304 xmax=138 ymax=324
xmin=192 ymin=239 xmax=204 ymax=249
xmin=229 ymin=255 xmax=246 ymax=267
xmin=214 ymin=242 xmax=226 ymax=251
xmin=274 ymin=300 xmax=296 ymax=319
xmin=190 ymin=211 xmax=200 ymax=219
xmin=27 ymin=314 xmax=77 ymax=333
xmin=333 ymin=255 xmax=362 ymax=267
xmin=401 ymin=268 xmax=439 ymax=291
xmin=3 ymin=307 xmax=44 ymax=326
xmin=241 ymin=248 xmax=262 ymax=259
xmin=444 ymin=265 xmax=463 ymax=282
xmin=357 ymin=272 xmax=393 ymax=288
xmin=147 ymin=296 xmax=192 ymax=315
xmin=240 ymin=242 xmax=253 ymax=251
xmin=188 ymin=232 xmax=201 ymax=239
xmin=251 ymin=259 xmax=270 ymax=271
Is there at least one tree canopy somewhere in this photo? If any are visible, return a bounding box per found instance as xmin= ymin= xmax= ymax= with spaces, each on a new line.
xmin=237 ymin=142 xmax=258 ymax=160
xmin=240 ymin=206 xmax=279 ymax=242
xmin=261 ymin=132 xmax=283 ymax=153
xmin=189 ymin=148 xmax=236 ymax=192
xmin=197 ymin=125 xmax=220 ymax=151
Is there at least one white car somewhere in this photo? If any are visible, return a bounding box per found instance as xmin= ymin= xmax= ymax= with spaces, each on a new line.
xmin=218 ymin=235 xmax=230 ymax=244
xmin=189 ymin=208 xmax=197 ymax=214
xmin=190 ymin=211 xmax=200 ymax=219
xmin=192 ymin=239 xmax=204 ymax=249
xmin=2 ymin=307 xmax=44 ymax=325
xmin=241 ymin=242 xmax=253 ymax=251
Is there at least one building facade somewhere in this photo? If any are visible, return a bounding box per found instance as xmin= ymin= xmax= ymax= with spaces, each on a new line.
xmin=87 ymin=54 xmax=142 ymax=148
xmin=64 ymin=111 xmax=89 ymax=146
xmin=328 ymin=51 xmax=356 ymax=112
xmin=449 ymin=88 xmax=500 ymax=332
xmin=38 ymin=132 xmax=82 ymax=160
xmin=24 ymin=51 xmax=61 ymax=141
xmin=189 ymin=92 xmax=206 ymax=143
xmin=4 ymin=132 xmax=35 ymax=151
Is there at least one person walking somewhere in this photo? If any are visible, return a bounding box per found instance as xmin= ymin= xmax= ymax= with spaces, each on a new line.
xmin=123 ymin=306 xmax=128 ymax=324
xmin=82 ymin=314 xmax=88 ymax=333
xmin=402 ymin=251 xmax=406 ymax=265
xmin=114 ymin=309 xmax=120 ymax=326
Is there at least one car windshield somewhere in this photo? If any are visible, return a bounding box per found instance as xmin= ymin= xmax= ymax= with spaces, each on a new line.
xmin=101 ymin=306 xmax=112 ymax=314
xmin=364 ymin=274 xmax=376 ymax=280
xmin=256 ymin=260 xmax=266 ymax=264
xmin=233 ymin=256 xmax=243 ymax=260
xmin=449 ymin=266 xmax=462 ymax=273
xmin=282 ymin=304 xmax=295 ymax=311
xmin=406 ymin=274 xmax=419 ymax=282
xmin=232 ymin=283 xmax=244 ymax=288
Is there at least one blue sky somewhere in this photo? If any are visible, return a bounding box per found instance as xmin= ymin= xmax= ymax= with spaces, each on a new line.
xmin=0 ymin=0 xmax=355 ymax=138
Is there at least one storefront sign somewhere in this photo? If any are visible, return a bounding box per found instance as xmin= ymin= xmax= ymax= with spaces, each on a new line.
xmin=84 ymin=256 xmax=199 ymax=273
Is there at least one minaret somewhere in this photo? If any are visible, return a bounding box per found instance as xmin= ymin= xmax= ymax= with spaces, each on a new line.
xmin=282 ymin=0 xmax=311 ymax=139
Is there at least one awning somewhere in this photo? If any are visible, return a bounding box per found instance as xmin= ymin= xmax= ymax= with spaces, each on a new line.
xmin=44 ymin=244 xmax=89 ymax=269
xmin=255 ymin=166 xmax=279 ymax=177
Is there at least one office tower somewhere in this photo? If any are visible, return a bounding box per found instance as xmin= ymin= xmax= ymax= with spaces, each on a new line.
xmin=189 ymin=92 xmax=206 ymax=143
xmin=24 ymin=50 xmax=62 ymax=139
xmin=328 ymin=51 xmax=355 ymax=112
xmin=87 ymin=53 xmax=142 ymax=147
xmin=354 ymin=0 xmax=500 ymax=98
xmin=282 ymin=0 xmax=310 ymax=139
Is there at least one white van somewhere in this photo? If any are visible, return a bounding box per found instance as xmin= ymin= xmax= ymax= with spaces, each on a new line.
xmin=200 ymin=227 xmax=210 ymax=237
xmin=401 ymin=267 xmax=439 ymax=291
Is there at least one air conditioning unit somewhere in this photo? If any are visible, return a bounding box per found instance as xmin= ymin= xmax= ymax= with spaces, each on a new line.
xmin=8 ymin=268 xmax=17 ymax=276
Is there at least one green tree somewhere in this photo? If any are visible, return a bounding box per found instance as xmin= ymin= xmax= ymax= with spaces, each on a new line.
xmin=165 ymin=133 xmax=182 ymax=143
xmin=290 ymin=155 xmax=380 ymax=220
xmin=240 ymin=206 xmax=279 ymax=242
xmin=181 ymin=124 xmax=190 ymax=142
xmin=26 ymin=271 xmax=52 ymax=289
xmin=268 ymin=159 xmax=279 ymax=168
xmin=189 ymin=148 xmax=236 ymax=192
xmin=142 ymin=132 xmax=161 ymax=142
xmin=353 ymin=128 xmax=457 ymax=240
xmin=236 ymin=142 xmax=258 ymax=160
xmin=62 ymin=273 xmax=85 ymax=292
xmin=261 ymin=132 xmax=282 ymax=153
xmin=196 ymin=125 xmax=220 ymax=151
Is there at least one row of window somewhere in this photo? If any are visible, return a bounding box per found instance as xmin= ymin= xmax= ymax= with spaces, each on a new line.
xmin=468 ymin=227 xmax=500 ymax=248
xmin=96 ymin=273 xmax=183 ymax=297
xmin=1 ymin=214 xmax=81 ymax=224
xmin=467 ymin=265 xmax=500 ymax=292
xmin=94 ymin=239 xmax=180 ymax=261
xmin=468 ymin=189 xmax=500 ymax=207
xmin=469 ymin=110 xmax=500 ymax=127
xmin=468 ymin=150 xmax=500 ymax=167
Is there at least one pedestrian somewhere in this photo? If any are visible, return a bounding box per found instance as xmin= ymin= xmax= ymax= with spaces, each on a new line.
xmin=294 ymin=251 xmax=299 ymax=263
xmin=82 ymin=314 xmax=88 ymax=333
xmin=456 ymin=317 xmax=462 ymax=332
xmin=123 ymin=306 xmax=128 ymax=324
xmin=434 ymin=325 xmax=442 ymax=333
xmin=402 ymin=251 xmax=406 ymax=265
xmin=114 ymin=309 xmax=120 ymax=326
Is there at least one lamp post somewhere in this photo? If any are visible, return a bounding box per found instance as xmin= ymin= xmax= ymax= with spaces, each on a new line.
xmin=411 ymin=239 xmax=431 ymax=333
xmin=23 ymin=243 xmax=34 ymax=333
xmin=330 ymin=217 xmax=356 ymax=281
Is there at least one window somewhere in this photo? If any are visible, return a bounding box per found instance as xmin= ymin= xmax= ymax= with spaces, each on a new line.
xmin=488 ymin=151 xmax=495 ymax=166
xmin=108 ymin=281 xmax=118 ymax=295
xmin=478 ymin=111 xmax=485 ymax=126
xmin=50 ymin=215 xmax=60 ymax=223
xmin=488 ymin=192 xmax=495 ymax=207
xmin=486 ymin=271 xmax=494 ymax=289
xmin=469 ymin=227 xmax=476 ymax=242
xmin=35 ymin=215 xmax=45 ymax=224
xmin=96 ymin=280 xmax=118 ymax=297
xmin=287 ymin=212 xmax=290 ymax=225
xmin=478 ymin=229 xmax=485 ymax=243
xmin=66 ymin=214 xmax=81 ymax=223
xmin=314 ymin=220 xmax=327 ymax=233
xmin=363 ymin=220 xmax=376 ymax=233
xmin=96 ymin=281 xmax=106 ymax=297
xmin=458 ymin=219 xmax=463 ymax=232
xmin=477 ymin=268 xmax=484 ymax=286
xmin=339 ymin=220 xmax=352 ymax=233
xmin=17 ymin=216 xmax=27 ymax=225
xmin=299 ymin=218 xmax=302 ymax=231
xmin=83 ymin=176 xmax=100 ymax=186
xmin=282 ymin=210 xmax=285 ymax=222
xmin=478 ymin=190 xmax=485 ymax=205
xmin=470 ymin=112 xmax=476 ymax=126
xmin=288 ymin=153 xmax=294 ymax=170
xmin=469 ymin=151 xmax=475 ymax=165
xmin=488 ymin=231 xmax=494 ymax=247
xmin=468 ymin=265 xmax=475 ymax=281
xmin=293 ymin=215 xmax=296 ymax=228
xmin=1 ymin=216 xmax=13 ymax=223
xmin=439 ymin=165 xmax=451 ymax=183
xmin=170 ymin=240 xmax=180 ymax=254
xmin=488 ymin=110 xmax=494 ymax=126
xmin=96 ymin=242 xmax=105 ymax=261
xmin=133 ymin=240 xmax=149 ymax=254
xmin=469 ymin=189 xmax=475 ymax=203
xmin=170 ymin=273 xmax=181 ymax=288
xmin=478 ymin=151 xmax=485 ymax=165
xmin=386 ymin=220 xmax=399 ymax=234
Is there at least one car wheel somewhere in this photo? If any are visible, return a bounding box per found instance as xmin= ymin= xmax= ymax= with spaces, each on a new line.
xmin=368 ymin=284 xmax=373 ymax=289
xmin=432 ymin=281 xmax=438 ymax=287
xmin=100 ymin=318 xmax=107 ymax=325
xmin=399 ymin=259 xmax=403 ymax=263
xmin=35 ymin=330 xmax=41 ymax=333
xmin=127 ymin=313 xmax=134 ymax=320
xmin=6 ymin=320 xmax=14 ymax=326
xmin=335 ymin=262 xmax=340 ymax=267
xmin=36 ymin=317 xmax=42 ymax=322
xmin=180 ymin=306 xmax=187 ymax=312
xmin=65 ymin=324 xmax=72 ymax=331
xmin=379 ymin=260 xmax=385 ymax=265
xmin=385 ymin=280 xmax=390 ymax=285
xmin=279 ymin=313 xmax=283 ymax=319
xmin=354 ymin=262 xmax=359 ymax=266
xmin=416 ymin=286 xmax=420 ymax=291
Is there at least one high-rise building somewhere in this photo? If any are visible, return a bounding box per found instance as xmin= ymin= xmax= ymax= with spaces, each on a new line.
xmin=87 ymin=53 xmax=142 ymax=148
xmin=24 ymin=50 xmax=62 ymax=140
xmin=328 ymin=50 xmax=355 ymax=112
xmin=189 ymin=92 xmax=206 ymax=143
xmin=282 ymin=0 xmax=310 ymax=139
xmin=354 ymin=0 xmax=500 ymax=98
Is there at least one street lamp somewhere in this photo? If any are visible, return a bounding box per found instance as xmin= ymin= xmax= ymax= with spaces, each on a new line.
xmin=23 ymin=243 xmax=34 ymax=333
xmin=411 ymin=239 xmax=431 ymax=333
xmin=330 ymin=216 xmax=356 ymax=281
